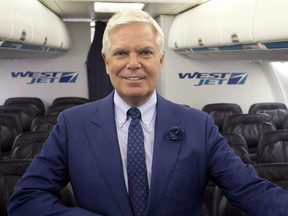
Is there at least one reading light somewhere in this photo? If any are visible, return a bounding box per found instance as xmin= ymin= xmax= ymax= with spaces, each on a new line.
xmin=94 ymin=2 xmax=145 ymax=13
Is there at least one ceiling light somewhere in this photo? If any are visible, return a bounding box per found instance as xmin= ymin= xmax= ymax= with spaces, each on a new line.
xmin=94 ymin=2 xmax=145 ymax=13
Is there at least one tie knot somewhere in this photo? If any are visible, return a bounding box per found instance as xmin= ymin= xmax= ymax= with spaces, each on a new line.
xmin=128 ymin=108 xmax=141 ymax=120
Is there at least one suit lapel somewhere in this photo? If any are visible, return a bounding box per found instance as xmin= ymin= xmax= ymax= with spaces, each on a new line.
xmin=85 ymin=93 xmax=133 ymax=216
xmin=146 ymin=95 xmax=185 ymax=215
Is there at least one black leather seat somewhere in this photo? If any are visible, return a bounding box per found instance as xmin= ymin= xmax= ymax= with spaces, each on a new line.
xmin=52 ymin=97 xmax=89 ymax=106
xmin=222 ymin=133 xmax=251 ymax=164
xmin=46 ymin=104 xmax=77 ymax=116
xmin=4 ymin=97 xmax=45 ymax=116
xmin=212 ymin=163 xmax=288 ymax=216
xmin=5 ymin=131 xmax=50 ymax=160
xmin=0 ymin=116 xmax=23 ymax=158
xmin=223 ymin=114 xmax=276 ymax=156
xmin=282 ymin=115 xmax=288 ymax=129
xmin=0 ymin=159 xmax=32 ymax=216
xmin=257 ymin=130 xmax=288 ymax=163
xmin=0 ymin=159 xmax=75 ymax=216
xmin=0 ymin=105 xmax=36 ymax=131
xmin=248 ymin=102 xmax=288 ymax=129
xmin=202 ymin=103 xmax=242 ymax=132
xmin=202 ymin=132 xmax=250 ymax=216
xmin=30 ymin=115 xmax=57 ymax=131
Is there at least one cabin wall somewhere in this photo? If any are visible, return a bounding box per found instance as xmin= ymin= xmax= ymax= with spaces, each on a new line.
xmin=0 ymin=16 xmax=286 ymax=114
xmin=0 ymin=22 xmax=90 ymax=108
xmin=158 ymin=15 xmax=286 ymax=113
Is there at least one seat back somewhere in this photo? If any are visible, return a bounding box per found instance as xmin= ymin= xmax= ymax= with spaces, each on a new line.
xmin=0 ymin=159 xmax=75 ymax=216
xmin=248 ymin=102 xmax=288 ymax=129
xmin=9 ymin=131 xmax=50 ymax=159
xmin=202 ymin=103 xmax=242 ymax=131
xmin=212 ymin=186 xmax=247 ymax=216
xmin=257 ymin=130 xmax=288 ymax=163
xmin=213 ymin=163 xmax=288 ymax=216
xmin=52 ymin=97 xmax=89 ymax=106
xmin=223 ymin=114 xmax=276 ymax=155
xmin=0 ymin=159 xmax=32 ymax=216
xmin=282 ymin=115 xmax=288 ymax=129
xmin=4 ymin=97 xmax=45 ymax=116
xmin=0 ymin=106 xmax=36 ymax=131
xmin=0 ymin=116 xmax=23 ymax=158
xmin=46 ymin=104 xmax=76 ymax=116
xmin=222 ymin=133 xmax=250 ymax=164
xmin=30 ymin=115 xmax=57 ymax=131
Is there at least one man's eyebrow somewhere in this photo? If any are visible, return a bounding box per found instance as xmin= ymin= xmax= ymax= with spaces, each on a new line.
xmin=112 ymin=47 xmax=128 ymax=54
xmin=136 ymin=46 xmax=155 ymax=52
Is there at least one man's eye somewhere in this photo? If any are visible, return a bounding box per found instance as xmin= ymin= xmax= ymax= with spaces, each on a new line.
xmin=116 ymin=52 xmax=125 ymax=56
xmin=141 ymin=50 xmax=153 ymax=56
xmin=113 ymin=51 xmax=127 ymax=57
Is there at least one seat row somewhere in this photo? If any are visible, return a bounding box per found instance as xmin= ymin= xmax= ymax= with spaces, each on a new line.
xmin=2 ymin=96 xmax=89 ymax=116
xmin=0 ymin=159 xmax=75 ymax=216
xmin=202 ymin=102 xmax=288 ymax=161
xmin=212 ymin=163 xmax=288 ymax=216
xmin=208 ymin=130 xmax=288 ymax=216
xmin=0 ymin=97 xmax=89 ymax=158
xmin=202 ymin=131 xmax=288 ymax=216
xmin=202 ymin=102 xmax=288 ymax=131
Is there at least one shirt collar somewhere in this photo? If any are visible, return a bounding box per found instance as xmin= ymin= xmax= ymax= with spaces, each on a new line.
xmin=114 ymin=91 xmax=157 ymax=129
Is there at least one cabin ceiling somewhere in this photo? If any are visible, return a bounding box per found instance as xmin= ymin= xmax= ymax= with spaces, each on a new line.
xmin=39 ymin=0 xmax=206 ymax=21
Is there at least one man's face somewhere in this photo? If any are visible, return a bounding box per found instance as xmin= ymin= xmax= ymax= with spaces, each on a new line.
xmin=102 ymin=23 xmax=164 ymax=107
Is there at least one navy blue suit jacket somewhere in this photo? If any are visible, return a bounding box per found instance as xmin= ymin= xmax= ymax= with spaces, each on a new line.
xmin=8 ymin=92 xmax=288 ymax=215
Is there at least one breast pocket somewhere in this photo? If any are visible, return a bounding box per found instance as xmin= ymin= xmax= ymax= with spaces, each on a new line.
xmin=173 ymin=156 xmax=198 ymax=173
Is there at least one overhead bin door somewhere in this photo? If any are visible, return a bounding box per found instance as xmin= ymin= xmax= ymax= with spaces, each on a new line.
xmin=253 ymin=0 xmax=288 ymax=43
xmin=0 ymin=3 xmax=13 ymax=40
xmin=185 ymin=0 xmax=224 ymax=48
xmin=221 ymin=0 xmax=257 ymax=45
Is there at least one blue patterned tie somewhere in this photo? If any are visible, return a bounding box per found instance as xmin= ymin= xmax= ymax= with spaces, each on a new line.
xmin=127 ymin=108 xmax=149 ymax=216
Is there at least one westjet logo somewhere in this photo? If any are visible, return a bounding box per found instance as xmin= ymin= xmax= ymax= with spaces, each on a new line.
xmin=178 ymin=72 xmax=248 ymax=86
xmin=11 ymin=71 xmax=78 ymax=84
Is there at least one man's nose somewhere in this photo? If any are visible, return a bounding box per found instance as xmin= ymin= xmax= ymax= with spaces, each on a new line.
xmin=126 ymin=54 xmax=141 ymax=70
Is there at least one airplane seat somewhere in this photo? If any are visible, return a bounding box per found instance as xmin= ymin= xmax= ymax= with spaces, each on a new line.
xmin=202 ymin=103 xmax=243 ymax=132
xmin=212 ymin=163 xmax=288 ymax=216
xmin=223 ymin=114 xmax=276 ymax=162
xmin=46 ymin=104 xmax=77 ymax=116
xmin=0 ymin=159 xmax=32 ymax=216
xmin=30 ymin=115 xmax=57 ymax=131
xmin=0 ymin=105 xmax=37 ymax=131
xmin=0 ymin=116 xmax=23 ymax=159
xmin=248 ymin=102 xmax=288 ymax=129
xmin=221 ymin=133 xmax=251 ymax=164
xmin=257 ymin=130 xmax=288 ymax=163
xmin=281 ymin=115 xmax=288 ymax=129
xmin=52 ymin=97 xmax=89 ymax=106
xmin=212 ymin=186 xmax=247 ymax=216
xmin=0 ymin=159 xmax=75 ymax=216
xmin=4 ymin=97 xmax=45 ymax=116
xmin=4 ymin=131 xmax=50 ymax=160
xmin=202 ymin=132 xmax=251 ymax=216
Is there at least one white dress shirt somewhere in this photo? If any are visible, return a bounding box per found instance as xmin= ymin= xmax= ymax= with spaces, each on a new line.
xmin=114 ymin=91 xmax=157 ymax=190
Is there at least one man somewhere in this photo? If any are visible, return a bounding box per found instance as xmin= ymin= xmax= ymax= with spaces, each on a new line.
xmin=8 ymin=9 xmax=288 ymax=216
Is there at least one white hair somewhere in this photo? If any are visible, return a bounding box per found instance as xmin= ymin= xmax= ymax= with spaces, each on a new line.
xmin=102 ymin=9 xmax=164 ymax=56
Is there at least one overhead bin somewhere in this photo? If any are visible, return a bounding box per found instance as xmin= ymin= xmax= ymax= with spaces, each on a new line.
xmin=253 ymin=0 xmax=288 ymax=43
xmin=185 ymin=0 xmax=225 ymax=48
xmin=0 ymin=0 xmax=71 ymax=56
xmin=168 ymin=0 xmax=288 ymax=59
xmin=11 ymin=1 xmax=34 ymax=44
xmin=221 ymin=0 xmax=256 ymax=46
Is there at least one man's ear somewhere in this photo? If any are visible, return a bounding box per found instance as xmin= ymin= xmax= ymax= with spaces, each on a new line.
xmin=160 ymin=52 xmax=165 ymax=65
xmin=101 ymin=53 xmax=110 ymax=75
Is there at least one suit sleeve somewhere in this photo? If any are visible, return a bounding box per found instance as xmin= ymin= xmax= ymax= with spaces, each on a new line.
xmin=205 ymin=115 xmax=288 ymax=216
xmin=8 ymin=112 xmax=103 ymax=216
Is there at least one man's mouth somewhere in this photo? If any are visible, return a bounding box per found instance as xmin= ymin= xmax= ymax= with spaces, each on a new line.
xmin=125 ymin=77 xmax=143 ymax=81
